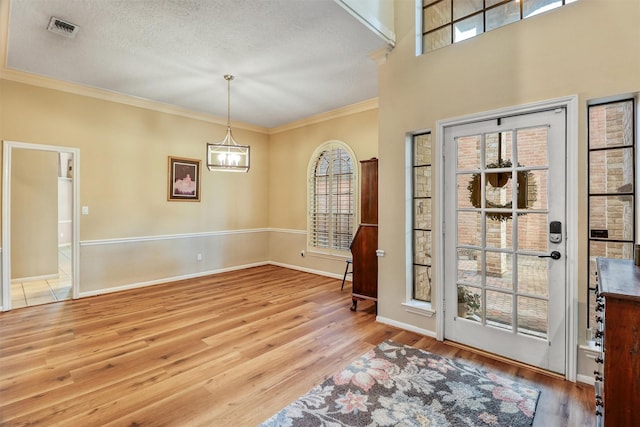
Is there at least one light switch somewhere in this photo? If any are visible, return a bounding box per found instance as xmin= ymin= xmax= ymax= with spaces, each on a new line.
xmin=82 ymin=206 xmax=89 ymax=215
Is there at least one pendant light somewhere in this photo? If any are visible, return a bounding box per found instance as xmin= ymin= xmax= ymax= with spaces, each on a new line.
xmin=206 ymin=74 xmax=250 ymax=172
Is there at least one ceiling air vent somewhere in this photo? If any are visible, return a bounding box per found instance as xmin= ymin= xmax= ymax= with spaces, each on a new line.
xmin=47 ymin=17 xmax=79 ymax=38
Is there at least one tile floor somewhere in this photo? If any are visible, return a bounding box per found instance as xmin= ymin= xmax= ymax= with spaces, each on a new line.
xmin=10 ymin=246 xmax=73 ymax=308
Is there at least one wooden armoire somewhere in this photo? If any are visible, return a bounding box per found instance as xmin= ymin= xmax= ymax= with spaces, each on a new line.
xmin=350 ymin=158 xmax=378 ymax=312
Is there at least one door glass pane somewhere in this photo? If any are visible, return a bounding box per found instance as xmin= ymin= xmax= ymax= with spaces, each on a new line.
xmin=485 ymin=172 xmax=513 ymax=209
xmin=457 ymin=285 xmax=482 ymax=320
xmin=458 ymin=174 xmax=476 ymax=209
xmin=518 ymin=296 xmax=548 ymax=338
xmin=518 ymin=255 xmax=548 ymax=297
xmin=486 ymin=215 xmax=512 ymax=250
xmin=517 ymin=213 xmax=548 ymax=252
xmin=517 ymin=127 xmax=548 ymax=167
xmin=485 ymin=132 xmax=512 ymax=167
xmin=589 ymin=148 xmax=634 ymax=194
xmin=486 ymin=0 xmax=520 ymax=31
xmin=486 ymin=251 xmax=512 ymax=290
xmin=457 ymin=249 xmax=482 ymax=286
xmin=454 ymin=14 xmax=483 ymax=43
xmin=486 ymin=289 xmax=512 ymax=330
xmin=453 ymin=0 xmax=483 ymax=20
xmin=457 ymin=135 xmax=482 ymax=170
xmin=425 ymin=1 xmax=452 ymax=31
xmin=589 ymin=195 xmax=634 ymax=240
xmin=522 ymin=169 xmax=546 ymax=210
xmin=458 ymin=211 xmax=481 ymax=246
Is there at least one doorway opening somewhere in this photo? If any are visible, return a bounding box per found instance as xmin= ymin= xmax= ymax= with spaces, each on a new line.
xmin=436 ymin=96 xmax=578 ymax=379
xmin=1 ymin=141 xmax=80 ymax=311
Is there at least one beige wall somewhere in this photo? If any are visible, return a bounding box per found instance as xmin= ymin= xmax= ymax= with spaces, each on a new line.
xmin=268 ymin=107 xmax=378 ymax=277
xmin=11 ymin=148 xmax=58 ymax=279
xmin=0 ymin=79 xmax=271 ymax=295
xmin=377 ymin=0 xmax=640 ymax=378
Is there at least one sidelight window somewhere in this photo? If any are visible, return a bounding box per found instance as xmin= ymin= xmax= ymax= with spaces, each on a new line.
xmin=412 ymin=133 xmax=433 ymax=302
xmin=587 ymin=99 xmax=636 ymax=334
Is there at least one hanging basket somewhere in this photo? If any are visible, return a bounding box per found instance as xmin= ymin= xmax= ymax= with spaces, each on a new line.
xmin=467 ymin=160 xmax=537 ymax=222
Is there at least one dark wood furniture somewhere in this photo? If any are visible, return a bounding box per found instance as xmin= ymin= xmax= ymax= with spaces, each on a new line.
xmin=595 ymin=258 xmax=640 ymax=427
xmin=350 ymin=158 xmax=378 ymax=311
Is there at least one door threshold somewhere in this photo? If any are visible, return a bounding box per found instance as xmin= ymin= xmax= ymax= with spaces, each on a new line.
xmin=444 ymin=339 xmax=565 ymax=381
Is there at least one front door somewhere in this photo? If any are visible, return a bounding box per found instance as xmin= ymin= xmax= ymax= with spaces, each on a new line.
xmin=443 ymin=109 xmax=566 ymax=374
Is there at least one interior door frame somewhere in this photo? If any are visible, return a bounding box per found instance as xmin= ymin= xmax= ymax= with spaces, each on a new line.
xmin=1 ymin=140 xmax=80 ymax=311
xmin=435 ymin=96 xmax=579 ymax=381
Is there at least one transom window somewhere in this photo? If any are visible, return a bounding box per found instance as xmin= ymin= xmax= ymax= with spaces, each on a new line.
xmin=308 ymin=142 xmax=356 ymax=254
xmin=420 ymin=0 xmax=579 ymax=53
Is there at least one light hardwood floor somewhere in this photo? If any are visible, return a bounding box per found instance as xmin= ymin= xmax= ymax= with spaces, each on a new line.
xmin=0 ymin=265 xmax=595 ymax=426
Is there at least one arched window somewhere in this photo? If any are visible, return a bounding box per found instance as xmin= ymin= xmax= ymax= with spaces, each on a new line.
xmin=308 ymin=142 xmax=357 ymax=254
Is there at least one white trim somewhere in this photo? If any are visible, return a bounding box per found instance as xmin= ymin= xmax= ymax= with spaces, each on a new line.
xmin=435 ymin=95 xmax=579 ymax=381
xmin=81 ymin=228 xmax=270 ymax=246
xmin=376 ymin=315 xmax=437 ymax=338
xmin=2 ymin=140 xmax=81 ymax=311
xmin=334 ymin=1 xmax=396 ymax=47
xmin=576 ymin=374 xmax=595 ymax=386
xmin=401 ymin=301 xmax=436 ymax=318
xmin=269 ymin=228 xmax=307 ymax=235
xmin=80 ymin=260 xmax=345 ymax=298
xmin=269 ymin=261 xmax=346 ymax=280
xmin=11 ymin=273 xmax=59 ymax=283
xmin=306 ymin=141 xmax=360 ymax=255
xmin=79 ymin=261 xmax=269 ymax=298
xmin=270 ymin=98 xmax=378 ymax=134
xmin=80 ymin=228 xmax=306 ymax=247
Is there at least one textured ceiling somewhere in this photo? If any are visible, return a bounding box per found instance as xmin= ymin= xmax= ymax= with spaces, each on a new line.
xmin=5 ymin=0 xmax=389 ymax=129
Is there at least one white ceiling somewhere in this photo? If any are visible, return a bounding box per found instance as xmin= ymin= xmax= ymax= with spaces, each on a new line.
xmin=5 ymin=0 xmax=389 ymax=129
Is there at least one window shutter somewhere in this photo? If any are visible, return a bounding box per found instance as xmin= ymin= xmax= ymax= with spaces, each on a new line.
xmin=308 ymin=144 xmax=356 ymax=253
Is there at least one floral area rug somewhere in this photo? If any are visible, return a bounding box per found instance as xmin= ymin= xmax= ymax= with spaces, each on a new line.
xmin=260 ymin=340 xmax=540 ymax=426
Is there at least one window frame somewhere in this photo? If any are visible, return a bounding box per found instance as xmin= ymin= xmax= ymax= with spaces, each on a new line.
xmin=307 ymin=141 xmax=358 ymax=257
xmin=404 ymin=131 xmax=436 ymax=317
xmin=586 ymin=97 xmax=637 ymax=336
xmin=417 ymin=0 xmax=579 ymax=54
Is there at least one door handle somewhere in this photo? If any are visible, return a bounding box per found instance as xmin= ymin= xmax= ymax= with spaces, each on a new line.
xmin=538 ymin=251 xmax=561 ymax=260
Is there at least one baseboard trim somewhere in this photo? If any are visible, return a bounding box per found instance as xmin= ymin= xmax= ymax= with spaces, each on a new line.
xmin=444 ymin=340 xmax=567 ymax=381
xmin=376 ymin=315 xmax=437 ymax=338
xmin=78 ymin=261 xmax=269 ymax=298
xmin=268 ymin=261 xmax=345 ymax=280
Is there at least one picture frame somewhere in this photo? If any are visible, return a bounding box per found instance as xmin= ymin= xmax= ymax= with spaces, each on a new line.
xmin=168 ymin=156 xmax=201 ymax=201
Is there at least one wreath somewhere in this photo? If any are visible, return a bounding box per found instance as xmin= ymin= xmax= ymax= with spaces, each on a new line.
xmin=467 ymin=159 xmax=537 ymax=222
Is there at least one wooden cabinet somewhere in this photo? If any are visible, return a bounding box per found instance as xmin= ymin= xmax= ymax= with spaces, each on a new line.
xmin=595 ymin=258 xmax=640 ymax=427
xmin=350 ymin=158 xmax=378 ymax=312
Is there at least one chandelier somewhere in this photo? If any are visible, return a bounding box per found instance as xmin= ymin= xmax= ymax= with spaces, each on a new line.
xmin=206 ymin=74 xmax=250 ymax=172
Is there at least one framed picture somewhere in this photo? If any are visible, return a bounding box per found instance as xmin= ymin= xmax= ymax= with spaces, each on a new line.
xmin=168 ymin=156 xmax=201 ymax=201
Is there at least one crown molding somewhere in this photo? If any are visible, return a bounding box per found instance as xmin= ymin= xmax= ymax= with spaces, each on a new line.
xmin=0 ymin=67 xmax=270 ymax=134
xmin=268 ymin=97 xmax=379 ymax=135
xmin=1 ymin=0 xmax=377 ymax=137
